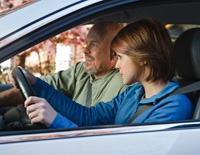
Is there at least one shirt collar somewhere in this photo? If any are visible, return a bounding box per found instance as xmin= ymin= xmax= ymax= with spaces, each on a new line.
xmin=89 ymin=69 xmax=118 ymax=83
xmin=139 ymin=81 xmax=180 ymax=105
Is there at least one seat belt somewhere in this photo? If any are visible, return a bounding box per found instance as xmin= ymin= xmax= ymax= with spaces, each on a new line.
xmin=127 ymin=81 xmax=200 ymax=124
xmin=86 ymin=82 xmax=92 ymax=107
xmin=127 ymin=104 xmax=154 ymax=124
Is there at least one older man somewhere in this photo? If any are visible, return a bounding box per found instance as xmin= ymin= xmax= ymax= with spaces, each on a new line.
xmin=0 ymin=22 xmax=127 ymax=108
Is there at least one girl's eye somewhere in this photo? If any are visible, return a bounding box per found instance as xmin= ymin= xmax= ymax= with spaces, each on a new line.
xmin=117 ymin=55 xmax=121 ymax=59
xmin=92 ymin=43 xmax=97 ymax=47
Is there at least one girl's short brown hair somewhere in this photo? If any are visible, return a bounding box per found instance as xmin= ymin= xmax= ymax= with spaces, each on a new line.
xmin=111 ymin=18 xmax=175 ymax=82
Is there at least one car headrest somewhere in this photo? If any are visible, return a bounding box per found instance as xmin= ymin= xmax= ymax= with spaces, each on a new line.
xmin=174 ymin=28 xmax=200 ymax=80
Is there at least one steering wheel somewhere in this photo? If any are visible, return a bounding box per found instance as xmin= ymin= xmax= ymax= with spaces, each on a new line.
xmin=3 ymin=67 xmax=47 ymax=130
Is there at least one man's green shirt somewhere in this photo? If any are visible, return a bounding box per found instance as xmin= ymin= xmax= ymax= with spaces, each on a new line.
xmin=40 ymin=62 xmax=127 ymax=107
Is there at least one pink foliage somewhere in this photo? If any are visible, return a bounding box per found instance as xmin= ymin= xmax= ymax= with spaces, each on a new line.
xmin=0 ymin=0 xmax=35 ymax=12
xmin=42 ymin=40 xmax=56 ymax=57
xmin=10 ymin=0 xmax=23 ymax=6
xmin=70 ymin=25 xmax=91 ymax=44
xmin=0 ymin=0 xmax=92 ymax=71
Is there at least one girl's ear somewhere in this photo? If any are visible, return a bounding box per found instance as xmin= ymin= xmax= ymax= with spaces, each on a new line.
xmin=110 ymin=50 xmax=118 ymax=61
xmin=111 ymin=54 xmax=118 ymax=64
xmin=110 ymin=49 xmax=117 ymax=60
xmin=139 ymin=60 xmax=147 ymax=66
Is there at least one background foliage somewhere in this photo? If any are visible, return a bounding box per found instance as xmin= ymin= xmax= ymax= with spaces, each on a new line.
xmin=0 ymin=0 xmax=91 ymax=84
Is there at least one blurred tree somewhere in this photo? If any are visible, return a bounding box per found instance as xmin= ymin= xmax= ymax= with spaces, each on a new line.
xmin=12 ymin=25 xmax=92 ymax=77
xmin=0 ymin=0 xmax=91 ymax=83
xmin=0 ymin=0 xmax=35 ymax=13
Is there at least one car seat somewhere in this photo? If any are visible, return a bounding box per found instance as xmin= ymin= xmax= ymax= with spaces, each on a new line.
xmin=173 ymin=28 xmax=200 ymax=119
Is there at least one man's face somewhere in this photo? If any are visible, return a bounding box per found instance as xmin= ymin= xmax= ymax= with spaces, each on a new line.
xmin=84 ymin=28 xmax=115 ymax=78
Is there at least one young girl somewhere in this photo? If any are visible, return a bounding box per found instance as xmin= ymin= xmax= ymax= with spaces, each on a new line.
xmin=24 ymin=18 xmax=193 ymax=128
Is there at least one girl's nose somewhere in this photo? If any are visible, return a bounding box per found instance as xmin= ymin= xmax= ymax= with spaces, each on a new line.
xmin=115 ymin=59 xmax=120 ymax=69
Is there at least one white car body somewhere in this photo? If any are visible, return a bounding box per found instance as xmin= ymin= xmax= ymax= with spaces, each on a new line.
xmin=0 ymin=0 xmax=200 ymax=154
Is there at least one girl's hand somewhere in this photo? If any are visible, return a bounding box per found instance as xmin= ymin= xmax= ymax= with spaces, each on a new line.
xmin=25 ymin=96 xmax=57 ymax=126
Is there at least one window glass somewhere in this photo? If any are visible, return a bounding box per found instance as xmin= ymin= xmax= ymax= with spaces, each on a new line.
xmin=0 ymin=24 xmax=199 ymax=84
xmin=0 ymin=24 xmax=92 ymax=84
xmin=0 ymin=0 xmax=37 ymax=16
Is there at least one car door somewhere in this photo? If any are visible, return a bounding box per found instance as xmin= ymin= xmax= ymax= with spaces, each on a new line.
xmin=1 ymin=0 xmax=200 ymax=154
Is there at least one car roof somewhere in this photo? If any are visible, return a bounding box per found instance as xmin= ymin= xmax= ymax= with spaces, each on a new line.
xmin=2 ymin=0 xmax=200 ymax=42
xmin=0 ymin=0 xmax=77 ymax=37
xmin=0 ymin=0 xmax=102 ymax=47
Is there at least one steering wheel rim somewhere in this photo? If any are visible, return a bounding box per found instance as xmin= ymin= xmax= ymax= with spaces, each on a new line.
xmin=12 ymin=67 xmax=35 ymax=100
xmin=3 ymin=67 xmax=47 ymax=130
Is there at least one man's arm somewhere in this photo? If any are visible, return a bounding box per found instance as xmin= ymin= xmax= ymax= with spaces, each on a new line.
xmin=40 ymin=62 xmax=84 ymax=98
xmin=0 ymin=87 xmax=24 ymax=107
xmin=0 ymin=66 xmax=37 ymax=107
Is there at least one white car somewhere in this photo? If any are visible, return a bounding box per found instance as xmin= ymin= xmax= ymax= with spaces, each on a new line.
xmin=0 ymin=0 xmax=200 ymax=154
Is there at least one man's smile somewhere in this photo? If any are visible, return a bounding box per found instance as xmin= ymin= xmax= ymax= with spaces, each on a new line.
xmin=85 ymin=55 xmax=95 ymax=63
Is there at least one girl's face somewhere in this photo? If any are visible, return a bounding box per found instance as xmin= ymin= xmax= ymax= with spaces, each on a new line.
xmin=114 ymin=40 xmax=144 ymax=85
xmin=116 ymin=52 xmax=142 ymax=85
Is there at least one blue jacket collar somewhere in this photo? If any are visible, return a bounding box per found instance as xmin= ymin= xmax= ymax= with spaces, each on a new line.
xmin=138 ymin=81 xmax=180 ymax=105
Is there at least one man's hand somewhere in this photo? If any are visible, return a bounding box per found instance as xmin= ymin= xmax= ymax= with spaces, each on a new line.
xmin=24 ymin=96 xmax=57 ymax=126
xmin=9 ymin=66 xmax=37 ymax=87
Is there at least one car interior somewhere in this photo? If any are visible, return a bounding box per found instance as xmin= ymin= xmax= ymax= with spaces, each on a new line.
xmin=173 ymin=28 xmax=200 ymax=119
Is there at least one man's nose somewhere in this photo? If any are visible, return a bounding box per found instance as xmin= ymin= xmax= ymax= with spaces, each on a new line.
xmin=83 ymin=45 xmax=90 ymax=54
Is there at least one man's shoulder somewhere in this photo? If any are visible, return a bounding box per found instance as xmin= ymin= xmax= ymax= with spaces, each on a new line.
xmin=72 ymin=61 xmax=85 ymax=71
xmin=73 ymin=62 xmax=89 ymax=80
xmin=64 ymin=61 xmax=86 ymax=75
xmin=75 ymin=61 xmax=85 ymax=67
xmin=111 ymin=69 xmax=123 ymax=81
xmin=41 ymin=62 xmax=86 ymax=81
xmin=106 ymin=70 xmax=129 ymax=93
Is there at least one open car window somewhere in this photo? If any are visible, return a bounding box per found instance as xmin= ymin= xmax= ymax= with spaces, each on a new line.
xmin=1 ymin=23 xmax=199 ymax=83
xmin=0 ymin=24 xmax=92 ymax=82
